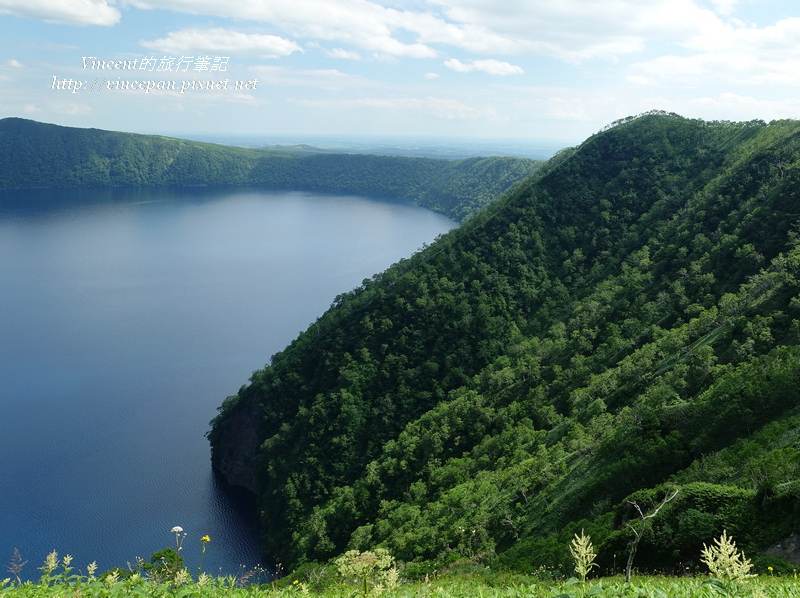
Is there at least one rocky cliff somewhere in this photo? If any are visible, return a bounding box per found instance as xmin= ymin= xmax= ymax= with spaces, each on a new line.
xmin=208 ymin=391 xmax=261 ymax=493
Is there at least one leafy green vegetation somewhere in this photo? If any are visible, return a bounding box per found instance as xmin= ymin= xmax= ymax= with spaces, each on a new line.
xmin=208 ymin=111 xmax=800 ymax=575
xmin=3 ymin=537 xmax=800 ymax=598
xmin=0 ymin=519 xmax=785 ymax=595
xmin=0 ymin=118 xmax=539 ymax=220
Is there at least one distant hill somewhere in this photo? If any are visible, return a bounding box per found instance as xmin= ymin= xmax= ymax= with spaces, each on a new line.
xmin=208 ymin=111 xmax=800 ymax=575
xmin=0 ymin=118 xmax=540 ymax=220
xmin=182 ymin=133 xmax=567 ymax=160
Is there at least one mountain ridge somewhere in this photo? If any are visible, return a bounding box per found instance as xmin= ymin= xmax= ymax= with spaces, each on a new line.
xmin=208 ymin=111 xmax=800 ymax=574
xmin=0 ymin=117 xmax=540 ymax=221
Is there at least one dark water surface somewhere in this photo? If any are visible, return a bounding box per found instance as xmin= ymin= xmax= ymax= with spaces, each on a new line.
xmin=0 ymin=187 xmax=455 ymax=578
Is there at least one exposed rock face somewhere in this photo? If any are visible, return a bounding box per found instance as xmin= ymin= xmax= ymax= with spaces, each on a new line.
xmin=209 ymin=391 xmax=261 ymax=494
xmin=766 ymin=533 xmax=800 ymax=566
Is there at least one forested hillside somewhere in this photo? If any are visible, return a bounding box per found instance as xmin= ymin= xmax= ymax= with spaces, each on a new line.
xmin=0 ymin=118 xmax=538 ymax=220
xmin=209 ymin=112 xmax=800 ymax=575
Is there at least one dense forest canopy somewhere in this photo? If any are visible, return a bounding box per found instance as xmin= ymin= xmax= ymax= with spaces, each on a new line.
xmin=0 ymin=118 xmax=539 ymax=221
xmin=208 ymin=112 xmax=800 ymax=575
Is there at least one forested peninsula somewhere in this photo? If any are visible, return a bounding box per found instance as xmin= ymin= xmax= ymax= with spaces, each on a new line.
xmin=0 ymin=118 xmax=539 ymax=221
xmin=209 ymin=112 xmax=800 ymax=576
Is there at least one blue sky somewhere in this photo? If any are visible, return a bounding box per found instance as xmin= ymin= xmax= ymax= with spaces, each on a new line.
xmin=1 ymin=0 xmax=800 ymax=144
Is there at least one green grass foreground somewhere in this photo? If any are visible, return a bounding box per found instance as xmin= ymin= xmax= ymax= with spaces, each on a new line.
xmin=4 ymin=565 xmax=800 ymax=598
xmin=3 ymin=533 xmax=798 ymax=597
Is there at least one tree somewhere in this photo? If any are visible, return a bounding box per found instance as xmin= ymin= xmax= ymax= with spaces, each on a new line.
xmin=625 ymin=487 xmax=679 ymax=582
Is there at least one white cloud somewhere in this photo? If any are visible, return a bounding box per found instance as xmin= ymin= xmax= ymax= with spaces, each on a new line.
xmin=443 ymin=58 xmax=523 ymax=75
xmin=53 ymin=102 xmax=93 ymax=114
xmin=545 ymin=97 xmax=593 ymax=121
xmin=687 ymin=92 xmax=800 ymax=121
xmin=423 ymin=0 xmax=728 ymax=62
xmin=141 ymin=28 xmax=302 ymax=58
xmin=126 ymin=0 xmax=755 ymax=67
xmin=251 ymin=65 xmax=375 ymax=90
xmin=326 ymin=48 xmax=361 ymax=59
xmin=130 ymin=0 xmax=438 ymax=58
xmin=127 ymin=0 xmax=687 ymax=63
xmin=0 ymin=102 xmax=39 ymax=114
xmin=0 ymin=0 xmax=119 ymax=25
xmin=710 ymin=0 xmax=737 ymax=16
xmin=14 ymin=0 xmax=800 ymax=140
xmin=628 ymin=54 xmax=725 ymax=87
xmin=629 ymin=16 xmax=800 ymax=87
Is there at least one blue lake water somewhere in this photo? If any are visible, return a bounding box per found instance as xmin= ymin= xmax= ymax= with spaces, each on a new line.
xmin=0 ymin=186 xmax=455 ymax=579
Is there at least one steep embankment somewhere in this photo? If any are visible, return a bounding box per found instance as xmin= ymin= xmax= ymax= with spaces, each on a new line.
xmin=0 ymin=118 xmax=539 ymax=220
xmin=209 ymin=112 xmax=800 ymax=574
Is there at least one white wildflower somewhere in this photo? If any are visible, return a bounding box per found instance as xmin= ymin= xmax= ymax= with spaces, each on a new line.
xmin=701 ymin=530 xmax=755 ymax=581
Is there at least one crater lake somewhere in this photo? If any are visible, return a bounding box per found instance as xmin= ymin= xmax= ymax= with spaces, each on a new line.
xmin=0 ymin=186 xmax=456 ymax=578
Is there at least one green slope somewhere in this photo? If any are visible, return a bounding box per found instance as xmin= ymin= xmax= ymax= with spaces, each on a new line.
xmin=208 ymin=112 xmax=800 ymax=573
xmin=0 ymin=118 xmax=539 ymax=220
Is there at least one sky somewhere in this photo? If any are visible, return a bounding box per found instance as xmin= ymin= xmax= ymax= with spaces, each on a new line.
xmin=1 ymin=0 xmax=800 ymax=144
